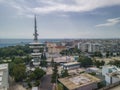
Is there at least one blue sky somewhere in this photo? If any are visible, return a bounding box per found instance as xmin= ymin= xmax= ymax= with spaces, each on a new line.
xmin=0 ymin=0 xmax=120 ymax=39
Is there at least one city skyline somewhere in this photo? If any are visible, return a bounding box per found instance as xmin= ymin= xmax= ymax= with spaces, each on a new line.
xmin=0 ymin=0 xmax=120 ymax=39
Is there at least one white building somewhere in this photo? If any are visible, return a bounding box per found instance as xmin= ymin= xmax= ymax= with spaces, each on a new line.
xmin=78 ymin=42 xmax=102 ymax=53
xmin=32 ymin=87 xmax=38 ymax=90
xmin=102 ymin=65 xmax=120 ymax=85
xmin=86 ymin=67 xmax=101 ymax=74
xmin=0 ymin=64 xmax=9 ymax=90
xmin=62 ymin=62 xmax=80 ymax=70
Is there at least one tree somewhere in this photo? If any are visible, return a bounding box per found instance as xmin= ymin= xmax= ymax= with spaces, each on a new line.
xmin=93 ymin=51 xmax=102 ymax=57
xmin=24 ymin=55 xmax=32 ymax=65
xmin=13 ymin=64 xmax=26 ymax=82
xmin=13 ymin=57 xmax=24 ymax=64
xmin=41 ymin=53 xmax=44 ymax=60
xmin=51 ymin=63 xmax=59 ymax=83
xmin=33 ymin=67 xmax=46 ymax=80
xmin=61 ymin=69 xmax=69 ymax=78
xmin=101 ymin=60 xmax=105 ymax=65
xmin=34 ymin=80 xmax=40 ymax=86
xmin=97 ymin=82 xmax=106 ymax=89
xmin=9 ymin=62 xmax=16 ymax=76
xmin=28 ymin=82 xmax=32 ymax=88
xmin=40 ymin=60 xmax=47 ymax=67
xmin=60 ymin=48 xmax=81 ymax=56
xmin=40 ymin=53 xmax=47 ymax=67
xmin=106 ymin=51 xmax=110 ymax=58
xmin=78 ymin=56 xmax=93 ymax=67
xmin=93 ymin=60 xmax=105 ymax=68
xmin=57 ymin=83 xmax=64 ymax=90
xmin=109 ymin=60 xmax=120 ymax=67
xmin=51 ymin=57 xmax=55 ymax=67
xmin=29 ymin=72 xmax=35 ymax=80
xmin=0 ymin=45 xmax=32 ymax=57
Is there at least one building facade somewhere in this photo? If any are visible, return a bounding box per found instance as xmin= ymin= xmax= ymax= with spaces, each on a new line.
xmin=0 ymin=64 xmax=9 ymax=90
xmin=102 ymin=65 xmax=120 ymax=85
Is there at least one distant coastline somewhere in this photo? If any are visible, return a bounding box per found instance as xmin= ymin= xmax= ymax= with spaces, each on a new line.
xmin=0 ymin=39 xmax=68 ymax=48
xmin=0 ymin=38 xmax=120 ymax=48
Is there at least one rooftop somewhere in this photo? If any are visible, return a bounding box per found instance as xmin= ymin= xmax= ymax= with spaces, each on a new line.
xmin=63 ymin=62 xmax=80 ymax=66
xmin=29 ymin=42 xmax=44 ymax=45
xmin=0 ymin=64 xmax=8 ymax=70
xmin=58 ymin=73 xmax=100 ymax=90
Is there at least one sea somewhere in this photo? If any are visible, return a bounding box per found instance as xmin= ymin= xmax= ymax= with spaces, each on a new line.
xmin=0 ymin=39 xmax=69 ymax=48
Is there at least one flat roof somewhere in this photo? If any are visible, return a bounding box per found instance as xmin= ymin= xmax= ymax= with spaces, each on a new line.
xmin=32 ymin=87 xmax=38 ymax=90
xmin=29 ymin=42 xmax=44 ymax=45
xmin=0 ymin=64 xmax=8 ymax=70
xmin=87 ymin=67 xmax=99 ymax=71
xmin=63 ymin=62 xmax=80 ymax=66
xmin=47 ymin=56 xmax=75 ymax=63
xmin=58 ymin=73 xmax=100 ymax=90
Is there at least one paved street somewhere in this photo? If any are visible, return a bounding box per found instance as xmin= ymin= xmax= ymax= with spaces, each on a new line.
xmin=40 ymin=75 xmax=53 ymax=90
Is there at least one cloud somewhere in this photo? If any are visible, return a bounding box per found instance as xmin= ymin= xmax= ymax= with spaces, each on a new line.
xmin=1 ymin=0 xmax=120 ymax=17
xmin=31 ymin=0 xmax=120 ymax=14
xmin=96 ymin=17 xmax=120 ymax=27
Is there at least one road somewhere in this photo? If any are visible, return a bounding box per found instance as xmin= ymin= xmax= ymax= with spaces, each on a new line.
xmin=40 ymin=75 xmax=53 ymax=90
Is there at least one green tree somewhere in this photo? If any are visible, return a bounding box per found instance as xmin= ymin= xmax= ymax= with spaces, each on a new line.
xmin=24 ymin=55 xmax=32 ymax=64
xmin=29 ymin=72 xmax=35 ymax=80
xmin=57 ymin=83 xmax=64 ymax=90
xmin=78 ymin=56 xmax=93 ymax=67
xmin=51 ymin=57 xmax=55 ymax=67
xmin=0 ymin=45 xmax=32 ymax=57
xmin=109 ymin=60 xmax=120 ymax=67
xmin=34 ymin=80 xmax=40 ymax=86
xmin=101 ymin=60 xmax=105 ymax=65
xmin=106 ymin=51 xmax=110 ymax=58
xmin=9 ymin=62 xmax=16 ymax=76
xmin=61 ymin=69 xmax=69 ymax=78
xmin=27 ymin=82 xmax=32 ymax=88
xmin=97 ymin=82 xmax=106 ymax=89
xmin=40 ymin=60 xmax=47 ymax=67
xmin=13 ymin=64 xmax=26 ymax=82
xmin=13 ymin=57 xmax=24 ymax=64
xmin=93 ymin=51 xmax=102 ymax=57
xmin=51 ymin=63 xmax=59 ymax=83
xmin=33 ymin=67 xmax=46 ymax=80
xmin=40 ymin=53 xmax=47 ymax=67
xmin=93 ymin=60 xmax=105 ymax=68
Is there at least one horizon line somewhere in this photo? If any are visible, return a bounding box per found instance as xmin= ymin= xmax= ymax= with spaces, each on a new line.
xmin=0 ymin=38 xmax=120 ymax=40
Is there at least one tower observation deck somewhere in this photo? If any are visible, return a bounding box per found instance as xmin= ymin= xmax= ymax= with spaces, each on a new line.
xmin=29 ymin=15 xmax=44 ymax=66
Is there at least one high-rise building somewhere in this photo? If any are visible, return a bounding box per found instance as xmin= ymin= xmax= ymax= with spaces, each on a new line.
xmin=0 ymin=64 xmax=9 ymax=90
xmin=29 ymin=15 xmax=44 ymax=66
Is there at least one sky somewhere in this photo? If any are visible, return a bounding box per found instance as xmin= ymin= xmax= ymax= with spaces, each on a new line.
xmin=0 ymin=0 xmax=120 ymax=39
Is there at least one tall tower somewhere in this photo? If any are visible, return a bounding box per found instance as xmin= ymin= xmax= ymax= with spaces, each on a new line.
xmin=29 ymin=15 xmax=43 ymax=66
xmin=33 ymin=15 xmax=38 ymax=42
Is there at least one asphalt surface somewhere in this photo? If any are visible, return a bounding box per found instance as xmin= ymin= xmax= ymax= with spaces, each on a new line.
xmin=40 ymin=75 xmax=53 ymax=90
